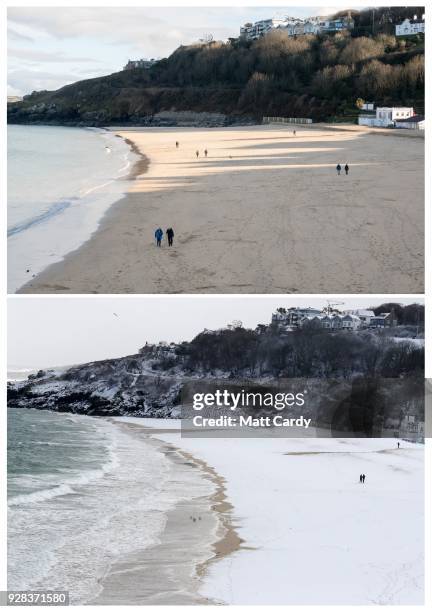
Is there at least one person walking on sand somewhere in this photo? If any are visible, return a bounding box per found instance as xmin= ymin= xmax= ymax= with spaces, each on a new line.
xmin=196 ymin=150 xmax=199 ymax=159
xmin=166 ymin=227 xmax=174 ymax=247
xmin=176 ymin=141 xmax=179 ymax=148
xmin=204 ymin=149 xmax=208 ymax=157
xmin=155 ymin=227 xmax=163 ymax=247
xmin=345 ymin=163 xmax=349 ymax=175
xmin=293 ymin=129 xmax=296 ymax=136
xmin=336 ymin=164 xmax=341 ymax=175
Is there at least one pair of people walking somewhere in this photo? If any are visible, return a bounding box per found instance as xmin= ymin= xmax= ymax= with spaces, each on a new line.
xmin=155 ymin=227 xmax=175 ymax=247
xmin=359 ymin=473 xmax=366 ymax=483
xmin=196 ymin=149 xmax=208 ymax=158
xmin=336 ymin=163 xmax=349 ymax=175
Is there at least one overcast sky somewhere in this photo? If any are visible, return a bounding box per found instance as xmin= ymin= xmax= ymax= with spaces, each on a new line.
xmin=8 ymin=5 xmax=352 ymax=96
xmin=8 ymin=296 xmax=422 ymax=368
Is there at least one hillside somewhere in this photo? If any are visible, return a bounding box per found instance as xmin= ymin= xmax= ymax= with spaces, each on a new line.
xmin=8 ymin=8 xmax=424 ymax=126
xmin=8 ymin=317 xmax=424 ymax=435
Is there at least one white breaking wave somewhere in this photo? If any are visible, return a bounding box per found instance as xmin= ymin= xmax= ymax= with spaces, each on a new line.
xmin=8 ymin=413 xmax=214 ymax=604
xmin=7 ymin=126 xmax=140 ymax=292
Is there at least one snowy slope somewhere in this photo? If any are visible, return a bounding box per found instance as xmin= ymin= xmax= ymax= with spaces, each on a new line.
xmin=121 ymin=419 xmax=424 ymax=605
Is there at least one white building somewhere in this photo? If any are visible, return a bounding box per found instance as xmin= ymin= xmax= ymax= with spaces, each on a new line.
xmin=345 ymin=309 xmax=375 ymax=326
xmin=272 ymin=307 xmax=322 ymax=328
xmin=299 ymin=313 xmax=361 ymax=331
xmin=341 ymin=314 xmax=362 ymax=330
xmin=358 ymin=107 xmax=414 ymax=128
xmin=273 ymin=307 xmax=388 ymax=332
xmin=395 ymin=115 xmax=425 ymax=130
xmin=395 ymin=17 xmax=425 ymax=37
xmin=240 ymin=18 xmax=286 ymax=39
xmin=123 ymin=58 xmax=158 ymax=70
xmin=240 ymin=14 xmax=353 ymax=40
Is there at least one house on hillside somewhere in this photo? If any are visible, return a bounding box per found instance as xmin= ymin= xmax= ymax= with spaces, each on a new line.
xmin=279 ymin=19 xmax=305 ymax=36
xmin=342 ymin=314 xmax=362 ymax=330
xmin=395 ymin=17 xmax=425 ymax=36
xmin=345 ymin=309 xmax=375 ymax=326
xmin=323 ymin=17 xmax=354 ymax=32
xmin=123 ymin=58 xmax=157 ymax=70
xmin=273 ymin=308 xmax=377 ymax=332
xmin=358 ymin=107 xmax=414 ymax=128
xmin=272 ymin=307 xmax=322 ymax=328
xmin=299 ymin=313 xmax=361 ymax=331
xmin=369 ymin=312 xmax=394 ymax=328
xmin=239 ymin=14 xmax=353 ymax=40
xmin=303 ymin=19 xmax=321 ymax=34
xmin=240 ymin=18 xmax=286 ymax=39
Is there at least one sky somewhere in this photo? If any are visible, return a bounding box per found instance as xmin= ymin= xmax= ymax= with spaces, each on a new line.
xmin=7 ymin=5 xmax=351 ymax=97
xmin=8 ymin=296 xmax=423 ymax=368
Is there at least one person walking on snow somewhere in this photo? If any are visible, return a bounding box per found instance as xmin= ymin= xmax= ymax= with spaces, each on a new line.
xmin=397 ymin=442 xmax=400 ymax=449
xmin=336 ymin=164 xmax=341 ymax=175
xmin=345 ymin=163 xmax=349 ymax=175
xmin=155 ymin=227 xmax=163 ymax=247
xmin=166 ymin=227 xmax=174 ymax=247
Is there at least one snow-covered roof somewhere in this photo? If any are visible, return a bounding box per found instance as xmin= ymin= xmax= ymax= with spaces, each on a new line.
xmin=352 ymin=309 xmax=375 ymax=317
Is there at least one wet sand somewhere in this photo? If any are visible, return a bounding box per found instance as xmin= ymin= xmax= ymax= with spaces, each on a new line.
xmin=19 ymin=124 xmax=424 ymax=294
xmin=93 ymin=424 xmax=243 ymax=605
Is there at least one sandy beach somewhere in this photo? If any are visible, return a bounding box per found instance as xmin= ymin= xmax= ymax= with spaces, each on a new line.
xmin=18 ymin=124 xmax=424 ymax=294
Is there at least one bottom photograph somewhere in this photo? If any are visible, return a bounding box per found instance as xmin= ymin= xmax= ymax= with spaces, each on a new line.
xmin=7 ymin=296 xmax=425 ymax=605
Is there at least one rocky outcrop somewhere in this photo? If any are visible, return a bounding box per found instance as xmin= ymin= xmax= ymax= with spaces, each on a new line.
xmin=7 ymin=322 xmax=425 ymax=425
xmin=7 ymin=353 xmax=184 ymax=417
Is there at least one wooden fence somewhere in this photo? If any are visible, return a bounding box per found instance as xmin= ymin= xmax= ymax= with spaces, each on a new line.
xmin=263 ymin=116 xmax=313 ymax=125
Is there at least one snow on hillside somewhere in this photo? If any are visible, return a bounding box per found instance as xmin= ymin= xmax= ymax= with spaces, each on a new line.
xmin=121 ymin=419 xmax=424 ymax=605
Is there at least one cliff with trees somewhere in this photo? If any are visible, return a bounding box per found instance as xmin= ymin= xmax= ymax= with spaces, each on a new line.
xmin=8 ymin=304 xmax=424 ymax=435
xmin=8 ymin=7 xmax=424 ymax=126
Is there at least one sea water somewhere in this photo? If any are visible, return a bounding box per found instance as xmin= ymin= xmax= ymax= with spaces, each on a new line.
xmin=7 ymin=408 xmax=213 ymax=603
xmin=7 ymin=125 xmax=139 ymax=292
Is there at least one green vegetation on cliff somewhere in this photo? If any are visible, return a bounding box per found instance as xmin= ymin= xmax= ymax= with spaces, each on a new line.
xmin=8 ymin=7 xmax=424 ymax=125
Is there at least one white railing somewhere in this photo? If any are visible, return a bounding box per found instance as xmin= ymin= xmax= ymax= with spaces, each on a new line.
xmin=263 ymin=116 xmax=313 ymax=125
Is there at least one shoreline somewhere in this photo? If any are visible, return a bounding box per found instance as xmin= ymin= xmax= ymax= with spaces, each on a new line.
xmin=7 ymin=409 xmax=424 ymax=604
xmin=122 ymin=136 xmax=151 ymax=180
xmin=92 ymin=420 xmax=243 ymax=605
xmin=12 ymin=128 xmax=148 ymax=294
xmin=17 ymin=123 xmax=424 ymax=294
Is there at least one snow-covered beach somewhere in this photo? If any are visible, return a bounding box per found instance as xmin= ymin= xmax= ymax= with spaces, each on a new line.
xmin=116 ymin=417 xmax=424 ymax=605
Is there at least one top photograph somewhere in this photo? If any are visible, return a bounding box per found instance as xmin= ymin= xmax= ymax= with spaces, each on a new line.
xmin=7 ymin=5 xmax=425 ymax=294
